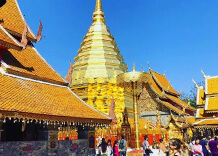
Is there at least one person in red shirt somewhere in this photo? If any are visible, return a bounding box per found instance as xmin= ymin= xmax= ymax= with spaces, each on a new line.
xmin=113 ymin=140 xmax=120 ymax=156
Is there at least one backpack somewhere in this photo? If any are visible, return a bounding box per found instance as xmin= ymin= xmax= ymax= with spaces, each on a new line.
xmin=119 ymin=139 xmax=125 ymax=150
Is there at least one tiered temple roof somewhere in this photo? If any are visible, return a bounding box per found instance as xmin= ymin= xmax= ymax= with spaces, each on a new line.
xmin=148 ymin=68 xmax=196 ymax=116
xmin=194 ymin=72 xmax=218 ymax=128
xmin=0 ymin=0 xmax=111 ymax=124
xmin=71 ymin=0 xmax=128 ymax=86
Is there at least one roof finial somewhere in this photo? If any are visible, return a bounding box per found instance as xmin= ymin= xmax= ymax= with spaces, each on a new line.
xmin=147 ymin=61 xmax=151 ymax=70
xmin=201 ymin=68 xmax=206 ymax=78
xmin=93 ymin=0 xmax=105 ymax=23
xmin=180 ymin=89 xmax=183 ymax=96
xmin=141 ymin=65 xmax=145 ymax=72
xmin=132 ymin=62 xmax=136 ymax=72
xmin=192 ymin=79 xmax=199 ymax=88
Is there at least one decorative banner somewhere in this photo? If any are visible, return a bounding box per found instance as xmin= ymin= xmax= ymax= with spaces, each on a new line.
xmin=88 ymin=132 xmax=95 ymax=150
xmin=49 ymin=131 xmax=58 ymax=150
xmin=50 ymin=135 xmax=56 ymax=150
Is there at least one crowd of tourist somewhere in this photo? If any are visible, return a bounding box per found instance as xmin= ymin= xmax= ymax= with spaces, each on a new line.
xmin=96 ymin=135 xmax=218 ymax=156
xmin=160 ymin=135 xmax=218 ymax=156
xmin=96 ymin=135 xmax=127 ymax=156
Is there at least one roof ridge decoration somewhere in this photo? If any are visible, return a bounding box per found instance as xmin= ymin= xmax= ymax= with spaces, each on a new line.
xmin=192 ymin=79 xmax=199 ymax=88
xmin=141 ymin=65 xmax=145 ymax=72
xmin=201 ymin=68 xmax=208 ymax=79
xmin=36 ymin=20 xmax=43 ymax=42
xmin=20 ymin=22 xmax=28 ymax=49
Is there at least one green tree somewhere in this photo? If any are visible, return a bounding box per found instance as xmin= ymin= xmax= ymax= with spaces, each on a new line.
xmin=181 ymin=81 xmax=205 ymax=108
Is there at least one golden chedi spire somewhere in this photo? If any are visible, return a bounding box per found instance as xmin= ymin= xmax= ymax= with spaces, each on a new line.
xmin=93 ymin=0 xmax=105 ymax=23
xmin=71 ymin=0 xmax=128 ymax=86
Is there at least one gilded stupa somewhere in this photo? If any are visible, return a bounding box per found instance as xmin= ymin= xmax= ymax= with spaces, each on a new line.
xmin=70 ymin=0 xmax=128 ymax=122
xmin=71 ymin=0 xmax=127 ymax=84
xmin=69 ymin=0 xmax=196 ymax=128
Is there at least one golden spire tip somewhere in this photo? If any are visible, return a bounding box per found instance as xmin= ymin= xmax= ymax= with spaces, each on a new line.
xmin=132 ymin=62 xmax=136 ymax=72
xmin=201 ymin=68 xmax=206 ymax=78
xmin=95 ymin=0 xmax=103 ymax=12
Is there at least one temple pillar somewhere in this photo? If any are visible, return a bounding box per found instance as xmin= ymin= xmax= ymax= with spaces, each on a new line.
xmin=47 ymin=125 xmax=58 ymax=156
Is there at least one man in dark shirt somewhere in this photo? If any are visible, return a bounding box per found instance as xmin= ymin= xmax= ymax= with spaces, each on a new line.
xmin=209 ymin=136 xmax=218 ymax=156
xmin=200 ymin=136 xmax=208 ymax=156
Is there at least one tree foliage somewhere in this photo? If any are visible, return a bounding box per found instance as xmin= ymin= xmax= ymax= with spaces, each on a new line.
xmin=180 ymin=81 xmax=205 ymax=108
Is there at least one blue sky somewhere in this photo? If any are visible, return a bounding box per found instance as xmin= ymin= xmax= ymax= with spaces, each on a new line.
xmin=18 ymin=0 xmax=218 ymax=94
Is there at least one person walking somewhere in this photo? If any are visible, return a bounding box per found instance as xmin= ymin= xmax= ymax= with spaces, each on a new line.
xmin=159 ymin=138 xmax=166 ymax=156
xmin=181 ymin=141 xmax=190 ymax=156
xmin=193 ymin=138 xmax=204 ymax=156
xmin=189 ymin=138 xmax=195 ymax=156
xmin=143 ymin=135 xmax=152 ymax=156
xmin=169 ymin=138 xmax=182 ymax=156
xmin=118 ymin=135 xmax=127 ymax=156
xmin=200 ymin=136 xmax=209 ymax=156
xmin=208 ymin=136 xmax=218 ymax=156
xmin=107 ymin=139 xmax=113 ymax=156
xmin=113 ymin=140 xmax=120 ymax=156
xmin=98 ymin=138 xmax=109 ymax=156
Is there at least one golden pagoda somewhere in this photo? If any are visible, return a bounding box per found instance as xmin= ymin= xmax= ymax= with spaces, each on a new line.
xmin=70 ymin=0 xmax=128 ymax=122
xmin=194 ymin=71 xmax=218 ymax=136
xmin=68 ymin=0 xmax=196 ymax=147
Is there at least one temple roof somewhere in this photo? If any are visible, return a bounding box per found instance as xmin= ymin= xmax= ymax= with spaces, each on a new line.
xmin=193 ymin=72 xmax=218 ymax=127
xmin=194 ymin=118 xmax=218 ymax=128
xmin=1 ymin=46 xmax=67 ymax=85
xmin=0 ymin=0 xmax=111 ymax=124
xmin=150 ymin=69 xmax=179 ymax=96
xmin=0 ymin=24 xmax=22 ymax=50
xmin=0 ymin=73 xmax=111 ymax=124
xmin=71 ymin=0 xmax=128 ymax=86
xmin=0 ymin=0 xmax=36 ymax=42
xmin=148 ymin=68 xmax=196 ymax=115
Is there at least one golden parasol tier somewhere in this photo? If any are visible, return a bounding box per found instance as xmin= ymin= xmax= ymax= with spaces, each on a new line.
xmin=117 ymin=65 xmax=151 ymax=150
